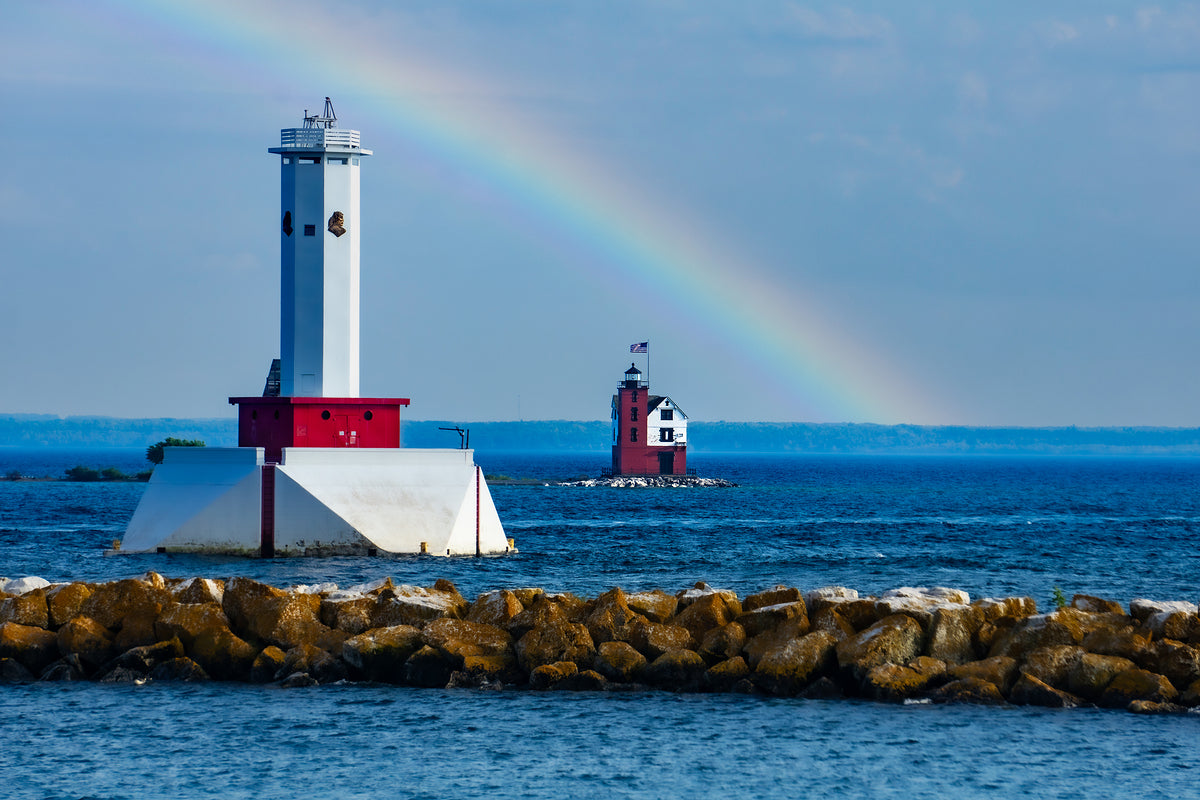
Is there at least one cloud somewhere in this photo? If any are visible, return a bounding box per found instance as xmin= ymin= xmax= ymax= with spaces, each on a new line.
xmin=958 ymin=72 xmax=990 ymax=109
xmin=779 ymin=4 xmax=893 ymax=43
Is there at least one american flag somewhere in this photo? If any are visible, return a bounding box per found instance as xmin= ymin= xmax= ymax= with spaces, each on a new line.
xmin=630 ymin=342 xmax=648 ymax=353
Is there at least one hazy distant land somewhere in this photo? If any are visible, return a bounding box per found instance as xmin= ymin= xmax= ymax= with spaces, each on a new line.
xmin=3 ymin=414 xmax=1200 ymax=455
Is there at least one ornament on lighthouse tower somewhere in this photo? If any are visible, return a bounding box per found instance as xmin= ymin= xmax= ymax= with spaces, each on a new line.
xmin=121 ymin=99 xmax=510 ymax=557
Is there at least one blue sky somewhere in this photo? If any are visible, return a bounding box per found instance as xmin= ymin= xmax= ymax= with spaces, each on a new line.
xmin=2 ymin=1 xmax=1198 ymax=425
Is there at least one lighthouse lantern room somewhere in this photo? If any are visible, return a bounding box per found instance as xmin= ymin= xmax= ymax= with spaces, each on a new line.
xmin=122 ymin=100 xmax=509 ymax=557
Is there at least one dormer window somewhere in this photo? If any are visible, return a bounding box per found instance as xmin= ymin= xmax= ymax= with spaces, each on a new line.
xmin=661 ymin=409 xmax=673 ymax=421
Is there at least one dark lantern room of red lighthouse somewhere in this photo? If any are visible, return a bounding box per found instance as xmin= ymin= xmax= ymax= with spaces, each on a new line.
xmin=611 ymin=362 xmax=689 ymax=476
xmin=120 ymin=98 xmax=510 ymax=558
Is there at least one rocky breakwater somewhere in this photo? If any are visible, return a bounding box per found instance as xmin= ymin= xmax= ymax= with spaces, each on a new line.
xmin=2 ymin=575 xmax=1199 ymax=714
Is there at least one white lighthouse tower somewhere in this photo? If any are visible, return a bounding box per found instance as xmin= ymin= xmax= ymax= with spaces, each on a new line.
xmin=120 ymin=100 xmax=510 ymax=558
xmin=270 ymin=98 xmax=366 ymax=398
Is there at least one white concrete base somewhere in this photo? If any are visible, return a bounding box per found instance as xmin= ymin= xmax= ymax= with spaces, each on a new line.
xmin=120 ymin=446 xmax=510 ymax=556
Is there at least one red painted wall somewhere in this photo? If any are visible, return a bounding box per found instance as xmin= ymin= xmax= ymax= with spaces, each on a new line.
xmin=230 ymin=396 xmax=409 ymax=463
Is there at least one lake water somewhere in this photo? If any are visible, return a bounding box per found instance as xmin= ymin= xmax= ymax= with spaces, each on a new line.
xmin=1 ymin=448 xmax=1198 ymax=799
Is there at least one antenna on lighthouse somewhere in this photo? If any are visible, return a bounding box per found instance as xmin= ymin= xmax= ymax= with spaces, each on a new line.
xmin=303 ymin=97 xmax=339 ymax=129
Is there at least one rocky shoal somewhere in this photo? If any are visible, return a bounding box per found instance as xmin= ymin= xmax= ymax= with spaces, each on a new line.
xmin=558 ymin=476 xmax=736 ymax=487
xmin=1 ymin=574 xmax=1198 ymax=713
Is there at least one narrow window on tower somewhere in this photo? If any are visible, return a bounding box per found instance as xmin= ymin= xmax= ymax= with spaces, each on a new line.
xmin=304 ymin=225 xmax=316 ymax=236
xmin=631 ymin=429 xmax=638 ymax=442
xmin=631 ymin=407 xmax=638 ymax=422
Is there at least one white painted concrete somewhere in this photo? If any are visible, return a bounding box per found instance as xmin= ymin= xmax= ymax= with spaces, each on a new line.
xmin=647 ymin=396 xmax=687 ymax=447
xmin=122 ymin=448 xmax=264 ymax=554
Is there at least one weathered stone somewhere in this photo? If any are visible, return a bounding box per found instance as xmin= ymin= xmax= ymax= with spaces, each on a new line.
xmin=446 ymin=667 xmax=504 ymax=690
xmin=342 ymin=625 xmax=423 ymax=683
xmin=1130 ymin=598 xmax=1196 ymax=623
xmin=545 ymin=593 xmax=589 ymax=622
xmin=698 ymin=622 xmax=746 ymax=662
xmin=593 ymin=640 xmax=648 ymax=683
xmin=515 ymin=618 xmax=595 ymax=671
xmin=0 ymin=622 xmax=60 ymax=673
xmin=672 ymin=591 xmax=741 ymax=642
xmin=222 ymin=578 xmax=341 ymax=651
xmin=704 ymin=656 xmax=750 ymax=691
xmin=675 ymin=582 xmax=740 ymax=610
xmin=875 ymin=587 xmax=971 ymax=631
xmin=319 ymin=595 xmax=376 ymax=635
xmin=755 ymin=631 xmax=838 ymax=695
xmin=405 ymin=644 xmax=456 ymax=688
xmin=1010 ymin=673 xmax=1082 ymax=707
xmin=809 ymin=606 xmax=856 ymax=641
xmin=1070 ymin=594 xmax=1124 ymax=615
xmin=56 ymin=616 xmax=116 ymax=667
xmin=172 ymin=578 xmax=224 ymax=606
xmin=555 ymin=668 xmax=608 ymax=691
xmin=149 ymin=656 xmax=210 ymax=682
xmin=803 ymin=587 xmax=859 ymax=612
xmin=973 ymin=597 xmax=1037 ymax=622
xmin=41 ymin=653 xmax=89 ymax=681
xmin=1180 ymin=678 xmax=1200 ymax=707
xmin=926 ymin=604 xmax=984 ymax=665
xmin=930 ymin=677 xmax=1007 ymax=705
xmin=743 ymin=616 xmax=811 ymax=669
xmin=466 ymin=590 xmax=524 ymax=628
xmin=99 ymin=638 xmax=185 ymax=676
xmin=1019 ymin=645 xmax=1085 ymax=690
xmin=154 ymin=603 xmax=231 ymax=648
xmin=458 ymin=653 xmax=517 ymax=682
xmin=626 ymin=590 xmax=677 ymax=623
xmin=1127 ymin=700 xmax=1187 ymax=715
xmin=249 ymin=646 xmax=287 ymax=683
xmin=98 ymin=666 xmax=145 ymax=684
xmin=1142 ymin=640 xmax=1200 ymax=690
xmin=989 ymin=610 xmax=1086 ymax=658
xmin=529 ymin=660 xmax=578 ymax=690
xmin=1081 ymin=626 xmax=1150 ymax=662
xmin=627 ymin=618 xmax=693 ymax=660
xmin=1144 ymin=611 xmax=1199 ymax=642
xmin=1098 ymin=669 xmax=1179 ymax=709
xmin=864 ymin=656 xmax=946 ymax=702
xmin=277 ymin=644 xmax=345 ymax=684
xmin=1066 ymin=652 xmax=1136 ymax=700
xmin=800 ymin=676 xmax=843 ymax=699
xmin=46 ymin=583 xmax=93 ymax=629
xmin=80 ymin=578 xmax=170 ymax=632
xmin=112 ymin=607 xmax=159 ymax=652
xmin=644 ymin=648 xmax=707 ymax=691
xmin=0 ymin=588 xmax=48 ymax=629
xmin=506 ymin=595 xmax=568 ymax=640
xmin=737 ymin=601 xmax=808 ymax=638
xmin=0 ymin=657 xmax=35 ymax=682
xmin=190 ymin=627 xmax=258 ymax=680
xmin=584 ymin=588 xmax=645 ymax=644
xmin=279 ymin=671 xmax=319 ymax=688
xmin=743 ymin=586 xmax=802 ymax=613
xmin=835 ymin=614 xmax=925 ymax=685
xmin=947 ymin=656 xmax=1019 ymax=694
xmin=421 ymin=618 xmax=514 ymax=666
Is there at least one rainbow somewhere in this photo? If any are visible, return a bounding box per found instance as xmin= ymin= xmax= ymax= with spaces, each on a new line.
xmin=110 ymin=0 xmax=941 ymax=423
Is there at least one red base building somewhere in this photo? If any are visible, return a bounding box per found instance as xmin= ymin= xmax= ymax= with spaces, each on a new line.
xmin=611 ymin=363 xmax=689 ymax=476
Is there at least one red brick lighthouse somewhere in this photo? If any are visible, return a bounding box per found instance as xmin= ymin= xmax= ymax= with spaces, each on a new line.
xmin=611 ymin=363 xmax=689 ymax=476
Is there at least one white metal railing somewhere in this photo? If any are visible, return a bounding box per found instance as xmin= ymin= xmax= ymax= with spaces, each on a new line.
xmin=279 ymin=128 xmax=362 ymax=149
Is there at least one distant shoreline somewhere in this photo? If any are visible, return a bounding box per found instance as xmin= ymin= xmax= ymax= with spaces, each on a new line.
xmin=3 ymin=415 xmax=1200 ymax=456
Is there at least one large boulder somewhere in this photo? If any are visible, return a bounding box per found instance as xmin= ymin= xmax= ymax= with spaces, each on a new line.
xmin=0 ymin=622 xmax=59 ymax=674
xmin=371 ymin=582 xmax=468 ymax=628
xmin=989 ymin=610 xmax=1087 ymax=659
xmin=319 ymin=595 xmax=377 ymax=635
xmin=342 ymin=625 xmax=423 ymax=683
xmin=809 ymin=606 xmax=856 ymax=641
xmin=404 ymin=645 xmax=457 ymax=688
xmin=874 ymin=587 xmax=970 ymax=631
xmin=627 ymin=618 xmax=693 ymax=660
xmin=864 ymin=656 xmax=947 ymax=702
xmin=743 ymin=616 xmax=812 ymax=669
xmin=1019 ymin=645 xmax=1085 ymax=690
xmin=926 ymin=604 xmax=984 ymax=665
xmin=222 ymin=578 xmax=340 ymax=651
xmin=276 ymin=644 xmax=345 ymax=684
xmin=1081 ymin=626 xmax=1151 ymax=662
xmin=155 ymin=603 xmax=232 ymax=648
xmin=466 ymin=590 xmax=524 ymax=628
xmin=643 ymin=648 xmax=707 ymax=691
xmin=1071 ymin=594 xmax=1124 ymax=615
xmin=704 ymin=656 xmax=751 ymax=692
xmin=55 ymin=616 xmax=116 ymax=667
xmin=754 ymin=631 xmax=838 ymax=696
xmin=80 ymin=578 xmax=170 ymax=632
xmin=421 ymin=618 xmax=515 ymax=681
xmin=506 ymin=595 xmax=569 ymax=640
xmin=698 ymin=622 xmax=747 ymax=662
xmin=172 ymin=578 xmax=225 ymax=606
xmin=529 ymin=660 xmax=578 ymax=690
xmin=947 ymin=656 xmax=1020 ymax=695
xmin=737 ymin=601 xmax=808 ymax=639
xmin=584 ymin=588 xmax=644 ymax=644
xmin=1066 ymin=652 xmax=1136 ymax=700
xmin=515 ymin=617 xmax=595 ymax=671
xmin=743 ymin=586 xmax=802 ymax=613
xmin=189 ymin=627 xmax=258 ymax=680
xmin=1098 ymin=669 xmax=1179 ymax=709
xmin=930 ymin=676 xmax=1007 ymax=705
xmin=836 ymin=614 xmax=925 ymax=685
xmin=1130 ymin=599 xmax=1196 ymax=623
xmin=672 ymin=591 xmax=742 ymax=643
xmin=626 ymin=590 xmax=678 ymax=623
xmin=148 ymin=657 xmax=210 ymax=682
xmin=1141 ymin=640 xmax=1200 ymax=690
xmin=249 ymin=646 xmax=287 ymax=683
xmin=46 ymin=583 xmax=93 ymax=629
xmin=593 ymin=640 xmax=647 ymax=683
xmin=0 ymin=588 xmax=48 ymax=629
xmin=98 ymin=638 xmax=185 ymax=677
